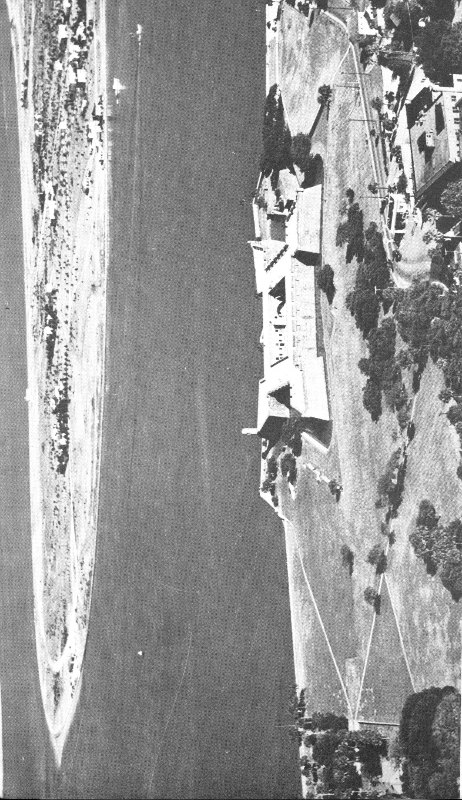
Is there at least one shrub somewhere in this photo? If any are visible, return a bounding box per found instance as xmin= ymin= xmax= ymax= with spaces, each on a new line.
xmin=281 ymin=417 xmax=304 ymax=457
xmin=367 ymin=544 xmax=387 ymax=574
xmin=340 ymin=544 xmax=354 ymax=576
xmin=376 ymin=447 xmax=402 ymax=505
xmin=396 ymin=172 xmax=408 ymax=193
xmin=267 ymin=454 xmax=278 ymax=483
xmin=280 ymin=451 xmax=297 ymax=485
xmin=312 ymin=712 xmax=348 ymax=733
xmin=317 ymin=264 xmax=335 ymax=304
xmin=364 ymin=586 xmax=381 ymax=613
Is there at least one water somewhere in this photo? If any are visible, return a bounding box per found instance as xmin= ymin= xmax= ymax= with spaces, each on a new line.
xmin=0 ymin=1 xmax=300 ymax=797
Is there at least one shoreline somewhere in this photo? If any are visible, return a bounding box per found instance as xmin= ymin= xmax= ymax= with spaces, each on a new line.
xmin=6 ymin=0 xmax=109 ymax=765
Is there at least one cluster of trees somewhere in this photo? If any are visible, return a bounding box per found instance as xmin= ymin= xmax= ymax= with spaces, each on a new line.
xmin=336 ymin=201 xmax=364 ymax=264
xmin=383 ymin=0 xmax=454 ymax=53
xmin=346 ymin=221 xmax=391 ymax=339
xmin=260 ymin=83 xmax=292 ymax=177
xmin=441 ymin=176 xmax=462 ymax=219
xmin=261 ymin=453 xmax=279 ymax=507
xmin=416 ymin=20 xmax=462 ymax=86
xmin=306 ymin=725 xmax=387 ymax=797
xmin=398 ymin=686 xmax=460 ymax=799
xmin=396 ymin=279 xmax=462 ymax=449
xmin=409 ymin=500 xmax=462 ymax=600
xmin=358 ymin=318 xmax=409 ymax=424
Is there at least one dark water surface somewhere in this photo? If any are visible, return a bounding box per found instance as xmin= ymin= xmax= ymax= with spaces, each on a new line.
xmin=0 ymin=1 xmax=300 ymax=797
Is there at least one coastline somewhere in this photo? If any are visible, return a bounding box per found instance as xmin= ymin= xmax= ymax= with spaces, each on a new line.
xmin=5 ymin=0 xmax=109 ymax=765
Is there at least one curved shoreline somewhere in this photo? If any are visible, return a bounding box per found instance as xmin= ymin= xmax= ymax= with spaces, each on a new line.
xmin=6 ymin=0 xmax=108 ymax=765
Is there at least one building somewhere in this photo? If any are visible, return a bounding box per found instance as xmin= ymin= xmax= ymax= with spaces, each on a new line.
xmin=406 ymin=75 xmax=462 ymax=201
xmin=247 ymin=184 xmax=329 ymax=448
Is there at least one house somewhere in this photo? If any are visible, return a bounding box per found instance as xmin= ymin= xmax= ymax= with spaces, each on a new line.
xmin=247 ymin=185 xmax=328 ymax=447
xmin=406 ymin=75 xmax=462 ymax=201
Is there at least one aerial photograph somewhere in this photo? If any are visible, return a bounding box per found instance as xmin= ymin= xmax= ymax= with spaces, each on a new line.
xmin=0 ymin=0 xmax=460 ymax=797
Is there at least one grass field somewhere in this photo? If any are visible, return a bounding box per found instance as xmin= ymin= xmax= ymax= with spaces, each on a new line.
xmin=357 ymin=580 xmax=414 ymax=723
xmin=278 ymin=4 xmax=348 ymax=136
xmin=276 ymin=2 xmax=460 ymax=729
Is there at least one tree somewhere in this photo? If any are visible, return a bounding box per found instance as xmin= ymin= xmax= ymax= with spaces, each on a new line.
xmin=396 ymin=172 xmax=408 ymax=193
xmin=291 ymin=132 xmax=312 ymax=175
xmin=280 ymin=451 xmax=297 ymax=485
xmin=440 ymin=177 xmax=462 ymax=219
xmin=447 ymin=403 xmax=462 ymax=425
xmin=416 ymin=499 xmax=439 ymax=531
xmin=409 ymin=525 xmax=439 ymax=574
xmin=432 ymin=691 xmax=461 ymax=762
xmin=371 ymin=96 xmax=382 ymax=112
xmin=340 ymin=544 xmax=354 ymax=575
xmin=416 ymin=21 xmax=462 ymax=86
xmin=364 ymin=586 xmax=381 ymax=612
xmin=317 ymin=84 xmax=332 ymax=108
xmin=260 ymin=84 xmax=292 ymax=175
xmin=362 ymin=378 xmax=382 ymax=421
xmin=439 ymin=552 xmax=462 ymax=600
xmin=317 ymin=264 xmax=335 ymax=304
xmin=367 ymin=544 xmax=387 ymax=574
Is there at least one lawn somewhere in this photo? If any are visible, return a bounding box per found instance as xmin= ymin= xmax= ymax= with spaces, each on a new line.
xmin=356 ymin=580 xmax=414 ymax=724
xmin=383 ymin=361 xmax=462 ymax=690
xmin=278 ymin=4 xmax=348 ymax=136
xmin=272 ymin=0 xmax=461 ymax=729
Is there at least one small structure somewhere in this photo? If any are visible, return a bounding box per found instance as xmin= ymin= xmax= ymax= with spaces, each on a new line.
xmin=407 ymin=75 xmax=462 ymax=201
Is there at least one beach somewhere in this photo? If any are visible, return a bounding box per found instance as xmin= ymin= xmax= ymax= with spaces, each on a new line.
xmin=6 ymin=0 xmax=108 ymax=765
